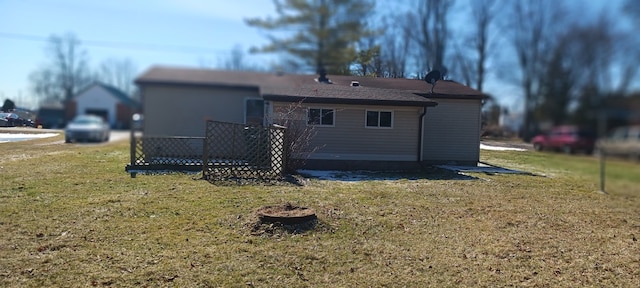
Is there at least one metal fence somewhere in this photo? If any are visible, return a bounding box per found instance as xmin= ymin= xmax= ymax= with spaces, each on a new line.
xmin=126 ymin=120 xmax=287 ymax=181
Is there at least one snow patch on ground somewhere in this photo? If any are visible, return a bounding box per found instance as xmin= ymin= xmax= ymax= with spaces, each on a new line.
xmin=480 ymin=143 xmax=527 ymax=151
xmin=0 ymin=133 xmax=59 ymax=143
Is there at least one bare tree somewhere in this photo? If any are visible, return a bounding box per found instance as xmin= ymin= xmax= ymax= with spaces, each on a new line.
xmin=449 ymin=42 xmax=474 ymax=87
xmin=97 ymin=58 xmax=138 ymax=95
xmin=29 ymin=33 xmax=92 ymax=102
xmin=408 ymin=0 xmax=454 ymax=76
xmin=469 ymin=0 xmax=498 ymax=92
xmin=566 ymin=16 xmax=617 ymax=93
xmin=377 ymin=14 xmax=412 ymax=78
xmin=270 ymin=101 xmax=319 ymax=173
xmin=623 ymin=0 xmax=640 ymax=21
xmin=536 ymin=34 xmax=575 ymax=126
xmin=504 ymin=1 xmax=565 ymax=140
xmin=564 ymin=15 xmax=626 ymax=127
xmin=616 ymin=0 xmax=640 ymax=94
xmin=222 ymin=44 xmax=247 ymax=71
xmin=449 ymin=0 xmax=497 ymax=89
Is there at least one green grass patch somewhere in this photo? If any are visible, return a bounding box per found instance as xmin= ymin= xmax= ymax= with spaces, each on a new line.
xmin=1 ymin=138 xmax=639 ymax=287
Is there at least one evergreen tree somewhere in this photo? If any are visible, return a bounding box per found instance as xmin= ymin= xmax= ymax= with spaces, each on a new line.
xmin=2 ymin=99 xmax=16 ymax=112
xmin=245 ymin=0 xmax=376 ymax=75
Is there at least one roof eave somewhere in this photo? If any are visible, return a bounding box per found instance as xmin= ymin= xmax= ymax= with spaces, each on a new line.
xmin=135 ymin=79 xmax=260 ymax=91
xmin=415 ymin=92 xmax=490 ymax=100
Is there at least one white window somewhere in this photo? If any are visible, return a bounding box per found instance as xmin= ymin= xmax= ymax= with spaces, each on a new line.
xmin=307 ymin=108 xmax=334 ymax=126
xmin=366 ymin=110 xmax=393 ymax=128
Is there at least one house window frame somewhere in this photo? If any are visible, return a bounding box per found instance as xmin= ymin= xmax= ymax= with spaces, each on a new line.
xmin=307 ymin=107 xmax=335 ymax=127
xmin=365 ymin=109 xmax=394 ymax=129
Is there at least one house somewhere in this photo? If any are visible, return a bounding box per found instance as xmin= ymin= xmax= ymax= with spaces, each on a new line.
xmin=67 ymin=82 xmax=140 ymax=129
xmin=134 ymin=66 xmax=488 ymax=170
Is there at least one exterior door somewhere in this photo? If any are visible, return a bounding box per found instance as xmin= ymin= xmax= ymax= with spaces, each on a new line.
xmin=245 ymin=99 xmax=264 ymax=126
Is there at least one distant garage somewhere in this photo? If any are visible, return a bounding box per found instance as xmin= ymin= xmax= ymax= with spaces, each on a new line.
xmin=67 ymin=82 xmax=140 ymax=129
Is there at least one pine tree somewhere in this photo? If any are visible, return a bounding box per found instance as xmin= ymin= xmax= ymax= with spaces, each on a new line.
xmin=245 ymin=0 xmax=375 ymax=75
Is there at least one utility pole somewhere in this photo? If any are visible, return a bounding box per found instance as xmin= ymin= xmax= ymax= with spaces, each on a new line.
xmin=598 ymin=111 xmax=607 ymax=194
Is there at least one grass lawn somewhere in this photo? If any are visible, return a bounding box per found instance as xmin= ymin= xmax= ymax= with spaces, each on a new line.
xmin=1 ymin=135 xmax=639 ymax=287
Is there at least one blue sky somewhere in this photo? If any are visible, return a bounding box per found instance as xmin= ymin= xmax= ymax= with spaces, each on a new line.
xmin=1 ymin=0 xmax=279 ymax=109
xmin=0 ymin=0 xmax=629 ymax=111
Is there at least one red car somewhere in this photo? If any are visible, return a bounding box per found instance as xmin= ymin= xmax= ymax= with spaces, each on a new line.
xmin=532 ymin=125 xmax=596 ymax=154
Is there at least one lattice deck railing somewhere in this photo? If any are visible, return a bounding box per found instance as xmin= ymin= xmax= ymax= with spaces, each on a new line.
xmin=126 ymin=121 xmax=287 ymax=182
xmin=127 ymin=135 xmax=205 ymax=172
xmin=202 ymin=121 xmax=286 ymax=181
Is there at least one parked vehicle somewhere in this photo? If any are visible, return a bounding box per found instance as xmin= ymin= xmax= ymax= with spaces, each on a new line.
xmin=0 ymin=112 xmax=26 ymax=127
xmin=532 ymin=125 xmax=596 ymax=154
xmin=35 ymin=107 xmax=66 ymax=128
xmin=596 ymin=125 xmax=640 ymax=161
xmin=65 ymin=115 xmax=110 ymax=143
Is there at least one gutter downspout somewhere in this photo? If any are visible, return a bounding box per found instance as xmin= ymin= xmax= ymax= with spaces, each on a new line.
xmin=417 ymin=106 xmax=428 ymax=163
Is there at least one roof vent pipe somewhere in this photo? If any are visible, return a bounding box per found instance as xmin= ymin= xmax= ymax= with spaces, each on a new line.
xmin=350 ymin=81 xmax=360 ymax=87
xmin=317 ymin=67 xmax=331 ymax=83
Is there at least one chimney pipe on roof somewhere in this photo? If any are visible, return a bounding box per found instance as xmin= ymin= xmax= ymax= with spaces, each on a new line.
xmin=317 ymin=67 xmax=331 ymax=83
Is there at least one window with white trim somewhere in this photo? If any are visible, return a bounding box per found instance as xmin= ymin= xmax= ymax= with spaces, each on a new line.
xmin=366 ymin=110 xmax=393 ymax=128
xmin=307 ymin=108 xmax=334 ymax=126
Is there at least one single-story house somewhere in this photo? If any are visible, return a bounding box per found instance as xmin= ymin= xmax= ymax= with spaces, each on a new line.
xmin=66 ymin=82 xmax=140 ymax=129
xmin=135 ymin=66 xmax=488 ymax=170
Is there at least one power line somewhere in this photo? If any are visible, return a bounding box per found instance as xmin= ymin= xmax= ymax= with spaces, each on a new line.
xmin=0 ymin=32 xmax=234 ymax=55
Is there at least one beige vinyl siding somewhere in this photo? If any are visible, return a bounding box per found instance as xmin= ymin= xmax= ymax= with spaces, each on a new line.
xmin=422 ymin=99 xmax=482 ymax=163
xmin=142 ymin=84 xmax=260 ymax=137
xmin=272 ymin=102 xmax=421 ymax=161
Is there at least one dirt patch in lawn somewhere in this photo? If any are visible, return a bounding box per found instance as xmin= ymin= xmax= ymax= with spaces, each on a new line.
xmin=244 ymin=203 xmax=325 ymax=236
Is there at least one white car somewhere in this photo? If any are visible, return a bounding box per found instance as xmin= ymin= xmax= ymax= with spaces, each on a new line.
xmin=597 ymin=125 xmax=640 ymax=161
xmin=65 ymin=115 xmax=110 ymax=143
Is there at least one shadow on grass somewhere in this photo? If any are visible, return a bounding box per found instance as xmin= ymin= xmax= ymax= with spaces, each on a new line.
xmin=436 ymin=162 xmax=541 ymax=177
xmin=247 ymin=219 xmax=326 ymax=237
xmin=127 ymin=166 xmax=483 ymax=184
xmin=297 ymin=166 xmax=478 ymax=182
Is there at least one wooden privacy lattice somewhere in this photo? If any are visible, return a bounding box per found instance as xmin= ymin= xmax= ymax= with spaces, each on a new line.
xmin=202 ymin=120 xmax=287 ymax=181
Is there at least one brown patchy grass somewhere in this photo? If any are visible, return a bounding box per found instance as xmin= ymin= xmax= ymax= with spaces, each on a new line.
xmin=1 ymin=136 xmax=639 ymax=287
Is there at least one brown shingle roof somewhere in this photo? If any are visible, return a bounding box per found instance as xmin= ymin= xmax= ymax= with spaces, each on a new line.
xmin=136 ymin=66 xmax=487 ymax=107
xmin=322 ymin=75 xmax=487 ymax=99
xmin=262 ymin=85 xmax=437 ymax=107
